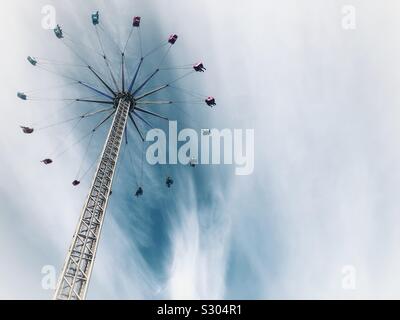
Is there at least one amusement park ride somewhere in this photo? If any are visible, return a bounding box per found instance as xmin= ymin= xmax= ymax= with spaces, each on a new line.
xmin=18 ymin=11 xmax=215 ymax=300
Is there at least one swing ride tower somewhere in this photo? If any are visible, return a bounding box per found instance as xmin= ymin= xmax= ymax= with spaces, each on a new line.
xmin=54 ymin=98 xmax=130 ymax=300
xmin=18 ymin=11 xmax=215 ymax=300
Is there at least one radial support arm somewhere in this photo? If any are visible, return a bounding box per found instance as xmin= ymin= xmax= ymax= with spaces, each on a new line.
xmin=83 ymin=107 xmax=115 ymax=118
xmin=121 ymin=53 xmax=125 ymax=93
xmin=134 ymin=107 xmax=168 ymax=120
xmin=132 ymin=69 xmax=159 ymax=96
xmin=128 ymin=58 xmax=144 ymax=94
xmin=128 ymin=112 xmax=145 ymax=141
xmin=134 ymin=84 xmax=169 ymax=101
xmin=92 ymin=111 xmax=116 ymax=132
xmin=88 ymin=66 xmax=117 ymax=97
xmin=76 ymin=99 xmax=115 ymax=105
xmin=136 ymin=100 xmax=173 ymax=105
xmin=133 ymin=111 xmax=153 ymax=128
xmin=78 ymin=82 xmax=114 ymax=100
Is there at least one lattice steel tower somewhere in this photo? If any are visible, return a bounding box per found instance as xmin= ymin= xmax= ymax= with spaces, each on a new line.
xmin=18 ymin=11 xmax=213 ymax=300
xmin=54 ymin=99 xmax=130 ymax=300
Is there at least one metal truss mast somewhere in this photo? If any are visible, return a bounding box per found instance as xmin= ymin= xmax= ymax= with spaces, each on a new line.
xmin=54 ymin=99 xmax=131 ymax=300
xmin=19 ymin=13 xmax=213 ymax=300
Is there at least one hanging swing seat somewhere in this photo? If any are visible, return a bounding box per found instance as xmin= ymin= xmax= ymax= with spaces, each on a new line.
xmin=133 ymin=16 xmax=141 ymax=27
xmin=92 ymin=11 xmax=99 ymax=25
xmin=205 ymin=96 xmax=216 ymax=107
xmin=166 ymin=176 xmax=174 ymax=188
xmin=27 ymin=56 xmax=37 ymax=66
xmin=168 ymin=34 xmax=178 ymax=45
xmin=193 ymin=62 xmax=206 ymax=72
xmin=54 ymin=25 xmax=64 ymax=39
xmin=190 ymin=157 xmax=197 ymax=167
xmin=42 ymin=159 xmax=53 ymax=165
xmin=20 ymin=126 xmax=34 ymax=134
xmin=17 ymin=92 xmax=27 ymax=100
xmin=135 ymin=187 xmax=143 ymax=197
